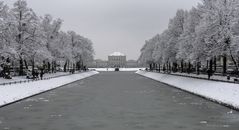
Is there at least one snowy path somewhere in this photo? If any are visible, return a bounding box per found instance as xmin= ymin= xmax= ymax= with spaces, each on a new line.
xmin=0 ymin=71 xmax=99 ymax=107
xmin=136 ymin=70 xmax=239 ymax=110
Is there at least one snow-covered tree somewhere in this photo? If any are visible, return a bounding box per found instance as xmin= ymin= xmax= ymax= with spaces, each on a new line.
xmin=177 ymin=7 xmax=201 ymax=62
xmin=0 ymin=0 xmax=95 ymax=76
xmin=194 ymin=0 xmax=239 ymax=74
xmin=138 ymin=36 xmax=157 ymax=69
xmin=165 ymin=10 xmax=187 ymax=64
xmin=0 ymin=2 xmax=17 ymax=59
xmin=139 ymin=0 xmax=239 ymax=75
xmin=9 ymin=0 xmax=40 ymax=75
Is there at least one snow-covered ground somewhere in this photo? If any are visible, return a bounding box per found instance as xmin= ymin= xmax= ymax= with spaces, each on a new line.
xmin=136 ymin=70 xmax=239 ymax=110
xmin=0 ymin=72 xmax=72 ymax=85
xmin=90 ymin=68 xmax=145 ymax=71
xmin=172 ymin=72 xmax=236 ymax=82
xmin=0 ymin=71 xmax=99 ymax=107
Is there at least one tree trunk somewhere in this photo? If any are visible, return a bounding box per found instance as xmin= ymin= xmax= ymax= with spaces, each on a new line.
xmin=173 ymin=62 xmax=177 ymax=72
xmin=24 ymin=60 xmax=28 ymax=70
xmin=149 ymin=63 xmax=152 ymax=70
xmin=81 ymin=61 xmax=84 ymax=70
xmin=19 ymin=58 xmax=24 ymax=76
xmin=51 ymin=61 xmax=55 ymax=73
xmin=31 ymin=59 xmax=35 ymax=75
xmin=181 ymin=60 xmax=184 ymax=73
xmin=169 ymin=62 xmax=171 ymax=73
xmin=67 ymin=61 xmax=70 ymax=72
xmin=214 ymin=56 xmax=217 ymax=72
xmin=47 ymin=62 xmax=51 ymax=73
xmin=209 ymin=59 xmax=213 ymax=73
xmin=64 ymin=61 xmax=67 ymax=72
xmin=163 ymin=64 xmax=166 ymax=72
xmin=54 ymin=61 xmax=57 ymax=72
xmin=188 ymin=61 xmax=191 ymax=74
xmin=207 ymin=60 xmax=209 ymax=69
xmin=73 ymin=63 xmax=75 ymax=73
xmin=77 ymin=61 xmax=80 ymax=70
xmin=184 ymin=62 xmax=187 ymax=73
xmin=229 ymin=51 xmax=239 ymax=75
xmin=158 ymin=63 xmax=161 ymax=72
xmin=222 ymin=55 xmax=227 ymax=76
xmin=196 ymin=61 xmax=200 ymax=75
xmin=166 ymin=61 xmax=169 ymax=72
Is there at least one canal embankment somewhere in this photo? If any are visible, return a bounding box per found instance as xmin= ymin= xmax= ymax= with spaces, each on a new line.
xmin=136 ymin=70 xmax=239 ymax=110
xmin=0 ymin=71 xmax=99 ymax=108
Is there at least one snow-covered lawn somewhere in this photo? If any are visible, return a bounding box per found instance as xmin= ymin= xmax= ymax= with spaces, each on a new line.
xmin=136 ymin=70 xmax=239 ymax=110
xmin=0 ymin=72 xmax=72 ymax=85
xmin=172 ymin=72 xmax=236 ymax=82
xmin=90 ymin=68 xmax=145 ymax=71
xmin=0 ymin=71 xmax=99 ymax=107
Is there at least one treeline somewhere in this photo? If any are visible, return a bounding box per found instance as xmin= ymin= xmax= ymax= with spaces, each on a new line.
xmin=0 ymin=0 xmax=94 ymax=76
xmin=139 ymin=0 xmax=239 ymax=75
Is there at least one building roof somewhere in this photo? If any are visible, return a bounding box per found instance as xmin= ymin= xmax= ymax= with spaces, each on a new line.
xmin=109 ymin=52 xmax=126 ymax=56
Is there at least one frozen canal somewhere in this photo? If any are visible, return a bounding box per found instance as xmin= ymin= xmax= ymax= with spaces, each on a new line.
xmin=0 ymin=71 xmax=239 ymax=130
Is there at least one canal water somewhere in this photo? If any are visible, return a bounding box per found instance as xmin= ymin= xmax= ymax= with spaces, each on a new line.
xmin=0 ymin=71 xmax=239 ymax=130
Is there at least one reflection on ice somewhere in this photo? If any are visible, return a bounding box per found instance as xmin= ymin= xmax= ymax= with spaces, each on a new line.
xmin=206 ymin=124 xmax=230 ymax=128
xmin=25 ymin=98 xmax=39 ymax=102
xmin=224 ymin=112 xmax=239 ymax=123
xmin=223 ymin=125 xmax=230 ymax=128
xmin=23 ymin=107 xmax=30 ymax=110
xmin=38 ymin=97 xmax=44 ymax=100
xmin=49 ymin=91 xmax=56 ymax=96
xmin=23 ymin=104 xmax=33 ymax=110
xmin=190 ymin=102 xmax=203 ymax=106
xmin=227 ymin=110 xmax=233 ymax=114
xmin=178 ymin=102 xmax=186 ymax=105
xmin=43 ymin=100 xmax=49 ymax=102
xmin=50 ymin=114 xmax=63 ymax=118
xmin=200 ymin=121 xmax=207 ymax=124
xmin=3 ymin=127 xmax=10 ymax=130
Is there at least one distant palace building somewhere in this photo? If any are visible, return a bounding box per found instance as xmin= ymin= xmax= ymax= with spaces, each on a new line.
xmin=88 ymin=52 xmax=140 ymax=68
xmin=108 ymin=52 xmax=126 ymax=68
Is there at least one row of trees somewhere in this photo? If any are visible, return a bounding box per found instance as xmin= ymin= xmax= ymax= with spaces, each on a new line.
xmin=139 ymin=0 xmax=239 ymax=75
xmin=0 ymin=0 xmax=94 ymax=76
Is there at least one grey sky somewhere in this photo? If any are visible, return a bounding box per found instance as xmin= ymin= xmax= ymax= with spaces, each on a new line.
xmin=3 ymin=0 xmax=200 ymax=60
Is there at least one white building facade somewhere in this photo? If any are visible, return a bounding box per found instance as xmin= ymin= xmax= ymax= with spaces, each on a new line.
xmin=108 ymin=52 xmax=126 ymax=68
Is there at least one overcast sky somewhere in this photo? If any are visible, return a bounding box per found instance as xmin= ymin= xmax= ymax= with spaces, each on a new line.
xmin=3 ymin=0 xmax=200 ymax=60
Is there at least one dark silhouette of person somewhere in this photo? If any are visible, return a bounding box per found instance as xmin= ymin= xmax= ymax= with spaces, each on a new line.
xmin=40 ymin=68 xmax=44 ymax=80
xmin=207 ymin=69 xmax=212 ymax=80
